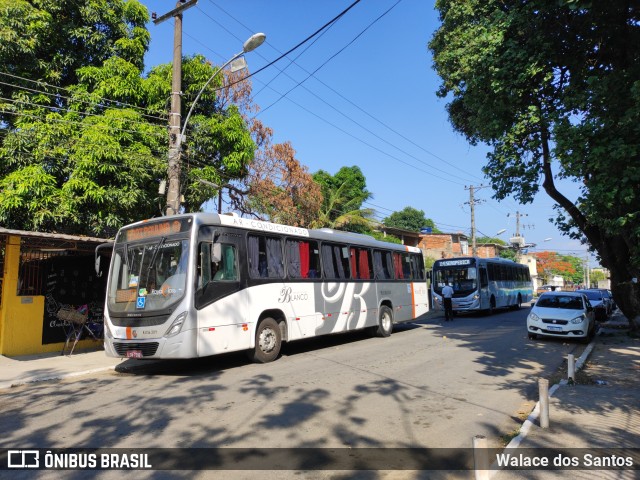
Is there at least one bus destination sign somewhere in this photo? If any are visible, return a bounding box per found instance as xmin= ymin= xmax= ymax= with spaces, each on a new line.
xmin=122 ymin=219 xmax=191 ymax=242
xmin=438 ymin=259 xmax=473 ymax=267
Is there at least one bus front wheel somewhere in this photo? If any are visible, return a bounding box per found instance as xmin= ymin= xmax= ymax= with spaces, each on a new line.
xmin=375 ymin=305 xmax=394 ymax=337
xmin=250 ymin=317 xmax=282 ymax=363
xmin=486 ymin=297 xmax=496 ymax=316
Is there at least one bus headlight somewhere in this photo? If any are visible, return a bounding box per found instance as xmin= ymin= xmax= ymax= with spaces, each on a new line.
xmin=165 ymin=312 xmax=187 ymax=338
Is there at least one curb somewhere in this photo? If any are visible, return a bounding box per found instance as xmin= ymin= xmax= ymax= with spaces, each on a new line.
xmin=503 ymin=338 xmax=597 ymax=451
xmin=0 ymin=365 xmax=118 ymax=391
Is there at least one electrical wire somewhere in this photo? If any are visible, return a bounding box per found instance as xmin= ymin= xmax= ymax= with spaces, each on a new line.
xmin=0 ymin=71 xmax=167 ymax=122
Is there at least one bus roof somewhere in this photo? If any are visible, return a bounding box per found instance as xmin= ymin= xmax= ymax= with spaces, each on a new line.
xmin=120 ymin=213 xmax=421 ymax=253
xmin=434 ymin=256 xmax=523 ymax=267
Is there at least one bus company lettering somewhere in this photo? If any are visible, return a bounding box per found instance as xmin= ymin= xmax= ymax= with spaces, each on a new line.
xmin=223 ymin=216 xmax=310 ymax=237
xmin=150 ymin=286 xmax=177 ymax=297
xmin=278 ymin=287 xmax=309 ymax=303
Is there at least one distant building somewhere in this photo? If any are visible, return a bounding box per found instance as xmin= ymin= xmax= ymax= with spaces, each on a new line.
xmin=418 ymin=232 xmax=469 ymax=259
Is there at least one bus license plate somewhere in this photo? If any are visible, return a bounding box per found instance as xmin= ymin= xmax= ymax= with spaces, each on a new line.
xmin=126 ymin=350 xmax=143 ymax=359
xmin=547 ymin=326 xmax=563 ymax=332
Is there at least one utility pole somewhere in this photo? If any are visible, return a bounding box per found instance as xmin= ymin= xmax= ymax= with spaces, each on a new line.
xmin=585 ymin=250 xmax=591 ymax=287
xmin=465 ymin=185 xmax=485 ymax=256
xmin=153 ymin=0 xmax=198 ymax=216
xmin=508 ymin=210 xmax=528 ymax=261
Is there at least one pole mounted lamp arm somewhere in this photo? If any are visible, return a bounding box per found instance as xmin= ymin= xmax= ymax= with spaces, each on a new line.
xmin=180 ymin=33 xmax=266 ymax=140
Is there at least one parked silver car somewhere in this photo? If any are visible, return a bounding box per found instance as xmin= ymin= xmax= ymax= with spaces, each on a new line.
xmin=575 ymin=289 xmax=610 ymax=320
xmin=527 ymin=291 xmax=596 ymax=342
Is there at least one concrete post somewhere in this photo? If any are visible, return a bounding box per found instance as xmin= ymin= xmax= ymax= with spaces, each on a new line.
xmin=473 ymin=435 xmax=489 ymax=480
xmin=567 ymin=354 xmax=575 ymax=384
xmin=539 ymin=378 xmax=549 ymax=428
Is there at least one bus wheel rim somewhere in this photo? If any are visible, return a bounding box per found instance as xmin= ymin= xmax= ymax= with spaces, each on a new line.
xmin=259 ymin=327 xmax=276 ymax=352
xmin=382 ymin=311 xmax=391 ymax=331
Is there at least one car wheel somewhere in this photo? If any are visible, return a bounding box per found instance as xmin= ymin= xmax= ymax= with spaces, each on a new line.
xmin=528 ymin=333 xmax=537 ymax=340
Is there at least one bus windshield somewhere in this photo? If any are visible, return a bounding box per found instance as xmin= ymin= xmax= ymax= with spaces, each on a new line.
xmin=433 ymin=266 xmax=478 ymax=296
xmin=107 ymin=238 xmax=189 ymax=314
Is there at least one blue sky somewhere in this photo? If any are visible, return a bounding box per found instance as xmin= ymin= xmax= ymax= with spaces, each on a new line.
xmin=139 ymin=0 xmax=594 ymax=265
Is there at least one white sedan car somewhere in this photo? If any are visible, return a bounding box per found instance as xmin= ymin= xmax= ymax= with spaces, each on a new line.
xmin=527 ymin=291 xmax=596 ymax=342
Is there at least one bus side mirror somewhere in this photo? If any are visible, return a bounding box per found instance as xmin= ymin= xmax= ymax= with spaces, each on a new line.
xmin=94 ymin=242 xmax=113 ymax=277
xmin=211 ymin=243 xmax=222 ymax=263
xmin=426 ymin=271 xmax=432 ymax=281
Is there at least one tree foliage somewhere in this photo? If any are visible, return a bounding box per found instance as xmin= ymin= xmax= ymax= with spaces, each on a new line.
xmin=430 ymin=0 xmax=640 ymax=328
xmin=310 ymin=166 xmax=375 ymax=232
xmin=201 ymin=69 xmax=322 ymax=225
xmin=0 ymin=0 xmax=159 ymax=236
xmin=0 ymin=0 xmax=315 ymax=236
xmin=535 ymin=251 xmax=583 ymax=285
xmin=0 ymin=0 xmax=149 ymax=103
xmin=228 ymin=120 xmax=322 ymax=227
xmin=384 ymin=206 xmax=439 ymax=233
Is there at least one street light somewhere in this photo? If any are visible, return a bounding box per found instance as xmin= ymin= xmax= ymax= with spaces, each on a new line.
xmin=165 ymin=32 xmax=266 ymax=215
xmin=180 ymin=32 xmax=266 ymax=141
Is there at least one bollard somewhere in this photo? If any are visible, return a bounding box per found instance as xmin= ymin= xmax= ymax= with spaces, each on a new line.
xmin=539 ymin=378 xmax=549 ymax=428
xmin=473 ymin=435 xmax=490 ymax=480
xmin=567 ymin=354 xmax=575 ymax=384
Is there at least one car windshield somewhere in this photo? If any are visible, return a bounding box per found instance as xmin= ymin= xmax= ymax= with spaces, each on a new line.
xmin=580 ymin=290 xmax=602 ymax=301
xmin=107 ymin=238 xmax=189 ymax=314
xmin=536 ymin=295 xmax=584 ymax=310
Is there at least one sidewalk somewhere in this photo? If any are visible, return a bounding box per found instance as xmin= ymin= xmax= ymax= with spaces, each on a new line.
xmin=493 ymin=311 xmax=640 ymax=479
xmin=0 ymin=347 xmax=149 ymax=390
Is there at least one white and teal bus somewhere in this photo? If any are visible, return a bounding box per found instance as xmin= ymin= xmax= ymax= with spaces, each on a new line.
xmin=431 ymin=257 xmax=533 ymax=314
xmin=99 ymin=213 xmax=429 ymax=362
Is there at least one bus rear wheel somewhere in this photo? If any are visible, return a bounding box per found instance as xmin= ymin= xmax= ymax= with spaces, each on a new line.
xmin=250 ymin=317 xmax=282 ymax=363
xmin=374 ymin=305 xmax=394 ymax=337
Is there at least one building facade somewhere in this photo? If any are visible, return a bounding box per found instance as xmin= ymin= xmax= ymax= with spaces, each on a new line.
xmin=0 ymin=228 xmax=111 ymax=356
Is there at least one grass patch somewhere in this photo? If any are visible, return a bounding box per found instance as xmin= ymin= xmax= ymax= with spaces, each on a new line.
xmin=501 ymin=428 xmax=522 ymax=446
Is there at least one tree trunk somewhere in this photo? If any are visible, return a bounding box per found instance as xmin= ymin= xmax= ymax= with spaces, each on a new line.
xmin=603 ymin=249 xmax=640 ymax=333
xmin=539 ymin=127 xmax=640 ymax=332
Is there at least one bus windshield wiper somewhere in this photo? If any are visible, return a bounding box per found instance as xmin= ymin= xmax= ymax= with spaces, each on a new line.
xmin=144 ymin=237 xmax=166 ymax=285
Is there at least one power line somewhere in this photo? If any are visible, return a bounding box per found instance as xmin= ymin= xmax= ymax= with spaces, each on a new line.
xmin=207 ymin=0 xmax=484 ymax=184
xmin=0 ymin=71 xmax=166 ymax=122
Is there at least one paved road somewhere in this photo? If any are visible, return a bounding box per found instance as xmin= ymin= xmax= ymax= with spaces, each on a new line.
xmin=0 ymin=306 xmax=588 ymax=479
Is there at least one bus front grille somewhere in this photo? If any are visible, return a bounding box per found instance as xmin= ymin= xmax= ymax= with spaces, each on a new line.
xmin=113 ymin=342 xmax=159 ymax=357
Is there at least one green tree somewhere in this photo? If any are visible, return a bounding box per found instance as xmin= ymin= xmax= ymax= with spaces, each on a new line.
xmin=499 ymin=249 xmax=517 ymax=261
xmin=0 ymin=9 xmax=259 ymax=235
xmin=384 ymin=206 xmax=439 ymax=232
xmin=476 ymin=236 xmax=507 ymax=246
xmin=0 ymin=1 xmax=157 ymax=235
xmin=590 ymin=269 xmax=606 ymax=286
xmin=0 ymin=0 xmax=149 ymax=109
xmin=311 ymin=166 xmax=375 ymax=232
xmin=430 ymin=0 xmax=640 ymax=330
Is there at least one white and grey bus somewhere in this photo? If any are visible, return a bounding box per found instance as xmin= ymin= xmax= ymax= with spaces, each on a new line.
xmin=431 ymin=257 xmax=533 ymax=314
xmin=99 ymin=213 xmax=429 ymax=362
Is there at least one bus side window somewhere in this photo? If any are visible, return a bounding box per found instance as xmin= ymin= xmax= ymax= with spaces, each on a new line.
xmin=213 ymin=244 xmax=238 ymax=281
xmin=248 ymin=234 xmax=284 ymax=279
